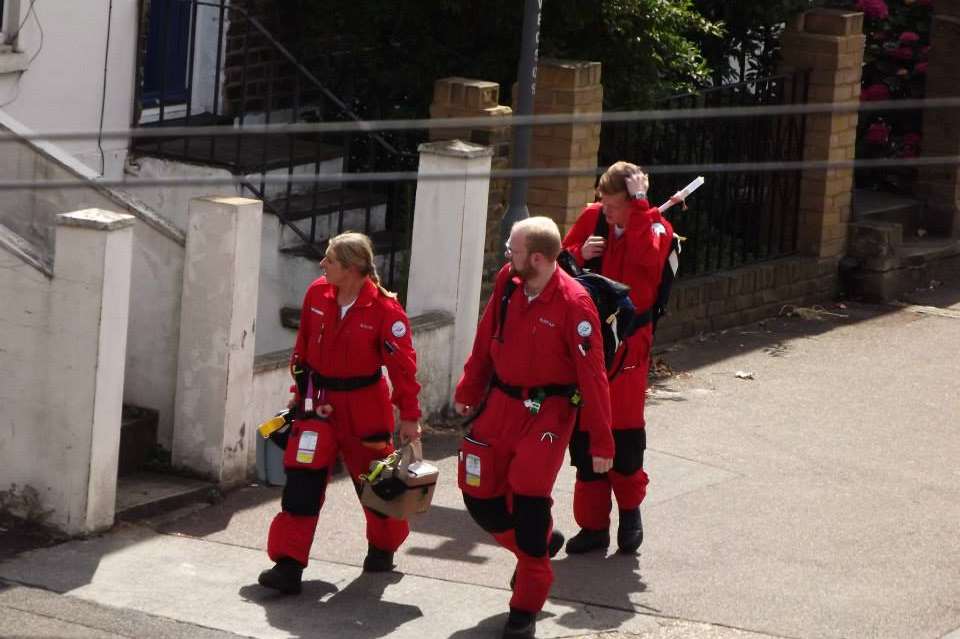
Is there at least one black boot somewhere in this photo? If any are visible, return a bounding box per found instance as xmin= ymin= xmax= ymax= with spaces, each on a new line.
xmin=362 ymin=543 xmax=395 ymax=572
xmin=258 ymin=557 xmax=303 ymax=594
xmin=564 ymin=527 xmax=610 ymax=554
xmin=511 ymin=531 xmax=565 ymax=589
xmin=617 ymin=507 xmax=643 ymax=553
xmin=502 ymin=608 xmax=537 ymax=638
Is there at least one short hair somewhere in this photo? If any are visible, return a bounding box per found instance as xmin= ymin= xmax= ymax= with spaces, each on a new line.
xmin=597 ymin=161 xmax=643 ymax=195
xmin=512 ymin=216 xmax=561 ymax=260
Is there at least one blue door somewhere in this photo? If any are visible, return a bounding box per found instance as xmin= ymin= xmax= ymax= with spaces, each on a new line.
xmin=142 ymin=0 xmax=192 ymax=108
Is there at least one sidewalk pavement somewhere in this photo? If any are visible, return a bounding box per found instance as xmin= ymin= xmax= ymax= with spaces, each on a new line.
xmin=3 ymin=271 xmax=960 ymax=639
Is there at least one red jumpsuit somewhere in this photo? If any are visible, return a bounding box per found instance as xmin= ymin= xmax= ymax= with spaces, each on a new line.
xmin=266 ymin=277 xmax=421 ymax=567
xmin=562 ymin=199 xmax=673 ymax=531
xmin=456 ymin=264 xmax=613 ymax=614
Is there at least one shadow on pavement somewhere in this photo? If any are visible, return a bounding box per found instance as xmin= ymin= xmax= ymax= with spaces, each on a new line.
xmin=447 ymin=609 xmax=556 ymax=639
xmin=405 ymin=504 xmax=496 ymax=563
xmin=551 ymin=550 xmax=652 ymax=630
xmin=239 ymin=571 xmax=423 ymax=639
xmin=157 ymin=483 xmax=282 ymax=538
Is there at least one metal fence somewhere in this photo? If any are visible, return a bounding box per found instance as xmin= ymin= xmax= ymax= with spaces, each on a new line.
xmin=133 ymin=0 xmax=421 ymax=295
xmin=600 ymin=71 xmax=810 ymax=278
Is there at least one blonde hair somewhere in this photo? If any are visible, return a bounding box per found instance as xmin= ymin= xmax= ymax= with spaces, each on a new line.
xmin=327 ymin=232 xmax=395 ymax=297
xmin=597 ymin=160 xmax=645 ymax=195
xmin=511 ymin=216 xmax=561 ymax=261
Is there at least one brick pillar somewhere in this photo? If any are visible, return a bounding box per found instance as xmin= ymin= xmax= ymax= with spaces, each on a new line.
xmin=917 ymin=0 xmax=960 ymax=236
xmin=525 ymin=59 xmax=603 ymax=234
xmin=781 ymin=9 xmax=865 ymax=258
xmin=429 ymin=77 xmax=513 ymax=271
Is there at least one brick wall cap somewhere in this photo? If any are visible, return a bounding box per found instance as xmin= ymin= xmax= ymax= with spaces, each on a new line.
xmin=802 ymin=8 xmax=864 ymax=36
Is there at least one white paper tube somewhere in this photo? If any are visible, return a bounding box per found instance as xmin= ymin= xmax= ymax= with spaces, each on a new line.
xmin=659 ymin=175 xmax=705 ymax=212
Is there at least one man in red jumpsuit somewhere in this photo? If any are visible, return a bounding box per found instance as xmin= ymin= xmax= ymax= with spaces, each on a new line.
xmin=561 ymin=162 xmax=675 ymax=555
xmin=455 ymin=216 xmax=614 ymax=638
xmin=258 ymin=232 xmax=422 ymax=595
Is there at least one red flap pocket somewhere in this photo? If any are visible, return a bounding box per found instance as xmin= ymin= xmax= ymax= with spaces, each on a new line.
xmin=457 ymin=435 xmax=501 ymax=498
xmin=283 ymin=419 xmax=337 ymax=470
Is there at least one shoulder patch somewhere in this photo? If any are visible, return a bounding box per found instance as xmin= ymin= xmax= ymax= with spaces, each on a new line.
xmin=391 ymin=320 xmax=407 ymax=338
xmin=652 ymin=222 xmax=667 ymax=236
xmin=576 ymin=320 xmax=593 ymax=337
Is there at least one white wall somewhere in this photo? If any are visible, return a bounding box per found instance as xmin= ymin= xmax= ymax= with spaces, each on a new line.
xmin=0 ymin=229 xmax=53 ymax=520
xmin=125 ymin=156 xmax=323 ymax=357
xmin=0 ymin=115 xmax=188 ymax=449
xmin=1 ymin=209 xmax=135 ymax=535
xmin=0 ymin=0 xmax=139 ymax=179
xmin=246 ymin=353 xmax=292 ymax=471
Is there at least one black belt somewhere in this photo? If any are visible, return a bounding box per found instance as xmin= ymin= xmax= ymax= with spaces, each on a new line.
xmin=491 ymin=374 xmax=577 ymax=401
xmin=314 ymin=370 xmax=382 ymax=391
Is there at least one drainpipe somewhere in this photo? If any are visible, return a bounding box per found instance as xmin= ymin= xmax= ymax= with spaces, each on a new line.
xmin=500 ymin=0 xmax=543 ymax=245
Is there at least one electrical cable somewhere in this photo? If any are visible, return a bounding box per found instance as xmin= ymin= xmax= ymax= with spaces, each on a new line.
xmin=97 ymin=0 xmax=114 ymax=175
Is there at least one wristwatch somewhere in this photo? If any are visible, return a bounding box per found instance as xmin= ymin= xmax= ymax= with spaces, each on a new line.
xmin=631 ymin=191 xmax=646 ymax=200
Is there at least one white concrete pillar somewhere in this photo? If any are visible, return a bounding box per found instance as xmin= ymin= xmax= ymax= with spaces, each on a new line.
xmin=406 ymin=140 xmax=493 ymax=404
xmin=47 ymin=209 xmax=135 ymax=534
xmin=173 ymin=197 xmax=262 ymax=485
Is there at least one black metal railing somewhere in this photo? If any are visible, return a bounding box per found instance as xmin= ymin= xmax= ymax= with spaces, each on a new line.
xmin=600 ymin=71 xmax=810 ymax=278
xmin=134 ymin=0 xmax=421 ymax=294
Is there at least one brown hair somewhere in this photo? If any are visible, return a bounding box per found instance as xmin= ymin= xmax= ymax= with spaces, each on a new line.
xmin=327 ymin=232 xmax=396 ymax=297
xmin=512 ymin=216 xmax=561 ymax=260
xmin=597 ymin=160 xmax=643 ymax=195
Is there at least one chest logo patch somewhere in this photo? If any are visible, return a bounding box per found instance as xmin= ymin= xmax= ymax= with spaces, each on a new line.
xmin=538 ymin=317 xmax=556 ymax=328
xmin=391 ymin=320 xmax=407 ymax=338
xmin=576 ymin=320 xmax=593 ymax=337
xmin=360 ymin=322 xmax=374 ymax=331
xmin=310 ymin=307 xmax=323 ymax=315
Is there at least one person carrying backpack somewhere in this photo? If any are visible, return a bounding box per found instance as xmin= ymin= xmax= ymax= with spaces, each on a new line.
xmin=561 ymin=161 xmax=681 ymax=555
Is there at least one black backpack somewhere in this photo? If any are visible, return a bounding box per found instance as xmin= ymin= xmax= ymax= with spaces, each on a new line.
xmin=495 ymin=255 xmax=639 ymax=378
xmin=579 ymin=208 xmax=681 ymax=333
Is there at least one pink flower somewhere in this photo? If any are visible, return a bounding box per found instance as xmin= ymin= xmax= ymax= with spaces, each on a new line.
xmin=856 ymin=0 xmax=890 ymax=20
xmin=920 ymin=45 xmax=931 ymax=58
xmin=888 ymin=46 xmax=914 ymax=61
xmin=902 ymin=133 xmax=922 ymax=146
xmin=861 ymin=83 xmax=891 ymax=101
xmin=899 ymin=32 xmax=920 ymax=43
xmin=866 ymin=121 xmax=892 ymax=146
xmin=914 ymin=62 xmax=928 ymax=75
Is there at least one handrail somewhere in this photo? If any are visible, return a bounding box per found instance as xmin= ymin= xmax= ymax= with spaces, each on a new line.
xmin=189 ymin=0 xmax=412 ymax=160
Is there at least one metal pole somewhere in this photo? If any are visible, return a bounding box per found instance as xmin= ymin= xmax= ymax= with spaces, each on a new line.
xmin=500 ymin=0 xmax=542 ymax=244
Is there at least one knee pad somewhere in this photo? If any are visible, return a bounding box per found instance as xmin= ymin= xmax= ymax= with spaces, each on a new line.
xmin=612 ymin=429 xmax=646 ymax=475
xmin=513 ymin=494 xmax=552 ymax=558
xmin=281 ymin=468 xmax=329 ymax=516
xmin=569 ymin=429 xmax=596 ymax=477
xmin=463 ymin=494 xmax=512 ymax=533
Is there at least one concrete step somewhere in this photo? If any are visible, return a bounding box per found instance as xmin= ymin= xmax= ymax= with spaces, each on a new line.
xmin=268 ymin=188 xmax=388 ymax=222
xmin=852 ymin=189 xmax=925 ymax=237
xmin=843 ymin=236 xmax=960 ymax=301
xmin=279 ymin=228 xmax=403 ymax=262
xmin=118 ymin=405 xmax=159 ymax=477
xmin=115 ymin=471 xmax=219 ymax=522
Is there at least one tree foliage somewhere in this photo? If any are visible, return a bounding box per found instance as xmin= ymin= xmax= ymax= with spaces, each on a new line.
xmin=292 ymin=0 xmax=721 ymax=117
xmin=690 ymin=0 xmax=822 ymax=85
